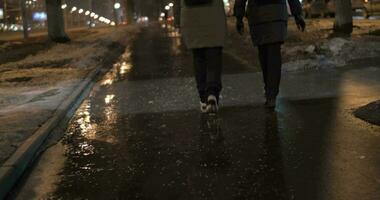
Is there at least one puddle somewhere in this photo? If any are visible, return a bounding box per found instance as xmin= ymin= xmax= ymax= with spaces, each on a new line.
xmin=354 ymin=100 xmax=380 ymax=126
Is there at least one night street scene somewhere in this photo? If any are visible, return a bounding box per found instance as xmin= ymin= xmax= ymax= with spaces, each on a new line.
xmin=0 ymin=0 xmax=380 ymax=199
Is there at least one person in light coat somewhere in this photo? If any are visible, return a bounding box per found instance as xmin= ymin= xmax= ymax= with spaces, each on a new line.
xmin=181 ymin=0 xmax=227 ymax=113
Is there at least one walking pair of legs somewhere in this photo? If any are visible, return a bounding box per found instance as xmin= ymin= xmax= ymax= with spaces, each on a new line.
xmin=258 ymin=43 xmax=282 ymax=108
xmin=192 ymin=47 xmax=223 ymax=113
xmin=192 ymin=44 xmax=281 ymax=112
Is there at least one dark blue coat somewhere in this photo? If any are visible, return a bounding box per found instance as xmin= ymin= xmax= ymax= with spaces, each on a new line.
xmin=234 ymin=0 xmax=302 ymax=45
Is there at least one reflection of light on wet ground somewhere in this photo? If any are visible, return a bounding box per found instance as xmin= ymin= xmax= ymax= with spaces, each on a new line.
xmin=101 ymin=78 xmax=113 ymax=86
xmin=171 ymin=35 xmax=182 ymax=55
xmin=168 ymin=29 xmax=181 ymax=38
xmin=100 ymin=48 xmax=133 ymax=86
xmin=76 ymin=100 xmax=97 ymax=140
xmin=105 ymin=94 xmax=115 ymax=104
xmin=120 ymin=62 xmax=132 ymax=75
xmin=70 ymin=96 xmax=118 ymax=145
xmin=314 ymin=70 xmax=380 ymax=200
xmin=340 ymin=71 xmax=380 ymax=107
xmin=122 ymin=50 xmax=131 ymax=60
xmin=77 ymin=141 xmax=95 ymax=156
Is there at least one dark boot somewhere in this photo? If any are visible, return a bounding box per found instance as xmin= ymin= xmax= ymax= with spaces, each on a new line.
xmin=265 ymin=97 xmax=277 ymax=109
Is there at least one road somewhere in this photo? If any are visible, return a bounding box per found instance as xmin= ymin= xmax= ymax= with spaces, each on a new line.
xmin=12 ymin=24 xmax=380 ymax=200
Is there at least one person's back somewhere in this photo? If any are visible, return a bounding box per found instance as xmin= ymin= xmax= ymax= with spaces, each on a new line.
xmin=181 ymin=0 xmax=227 ymax=114
xmin=234 ymin=0 xmax=305 ymax=109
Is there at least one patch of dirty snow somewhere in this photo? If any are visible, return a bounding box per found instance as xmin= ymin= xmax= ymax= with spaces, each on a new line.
xmin=283 ymin=37 xmax=380 ymax=71
xmin=0 ymin=80 xmax=80 ymax=114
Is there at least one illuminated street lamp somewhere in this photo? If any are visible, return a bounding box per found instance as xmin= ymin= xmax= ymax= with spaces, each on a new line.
xmin=71 ymin=7 xmax=77 ymax=13
xmin=2 ymin=0 xmax=7 ymax=25
xmin=165 ymin=5 xmax=170 ymax=10
xmin=169 ymin=3 xmax=174 ymax=7
xmin=112 ymin=1 xmax=120 ymax=26
xmin=61 ymin=4 xmax=67 ymax=9
xmin=114 ymin=2 xmax=121 ymax=9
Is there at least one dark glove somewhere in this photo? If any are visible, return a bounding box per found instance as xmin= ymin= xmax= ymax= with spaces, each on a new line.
xmin=236 ymin=17 xmax=244 ymax=35
xmin=294 ymin=15 xmax=306 ymax=32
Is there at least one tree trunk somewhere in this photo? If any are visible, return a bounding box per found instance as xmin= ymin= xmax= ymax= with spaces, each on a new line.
xmin=173 ymin=0 xmax=181 ymax=28
xmin=46 ymin=0 xmax=70 ymax=43
xmin=125 ymin=0 xmax=135 ymax=24
xmin=20 ymin=0 xmax=29 ymax=39
xmin=334 ymin=0 xmax=353 ymax=35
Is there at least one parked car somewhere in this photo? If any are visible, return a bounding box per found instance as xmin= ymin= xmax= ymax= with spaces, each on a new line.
xmin=303 ymin=0 xmax=327 ymax=18
xmin=363 ymin=0 xmax=380 ymax=18
xmin=326 ymin=0 xmax=365 ymax=17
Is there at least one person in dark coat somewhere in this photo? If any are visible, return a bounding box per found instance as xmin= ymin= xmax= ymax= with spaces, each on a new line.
xmin=181 ymin=0 xmax=227 ymax=114
xmin=234 ymin=0 xmax=306 ymax=108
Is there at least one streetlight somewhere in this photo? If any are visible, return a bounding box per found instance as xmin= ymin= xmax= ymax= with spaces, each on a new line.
xmin=2 ymin=0 xmax=7 ymax=25
xmin=113 ymin=1 xmax=120 ymax=26
xmin=169 ymin=3 xmax=174 ymax=7
xmin=114 ymin=2 xmax=121 ymax=9
xmin=71 ymin=7 xmax=77 ymax=13
xmin=165 ymin=5 xmax=170 ymax=10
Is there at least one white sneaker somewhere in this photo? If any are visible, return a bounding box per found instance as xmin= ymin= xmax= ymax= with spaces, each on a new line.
xmin=206 ymin=95 xmax=219 ymax=114
xmin=200 ymin=101 xmax=208 ymax=113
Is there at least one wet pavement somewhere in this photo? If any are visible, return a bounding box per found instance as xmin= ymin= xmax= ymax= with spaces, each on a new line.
xmin=13 ymin=24 xmax=380 ymax=200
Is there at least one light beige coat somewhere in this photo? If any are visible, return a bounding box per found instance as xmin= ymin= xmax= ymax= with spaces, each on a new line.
xmin=180 ymin=0 xmax=227 ymax=49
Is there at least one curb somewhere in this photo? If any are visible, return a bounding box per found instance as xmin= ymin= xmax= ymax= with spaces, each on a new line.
xmin=0 ymin=67 xmax=103 ymax=199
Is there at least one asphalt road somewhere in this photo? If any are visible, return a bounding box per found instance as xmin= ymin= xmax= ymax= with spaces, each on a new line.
xmin=12 ymin=24 xmax=380 ymax=200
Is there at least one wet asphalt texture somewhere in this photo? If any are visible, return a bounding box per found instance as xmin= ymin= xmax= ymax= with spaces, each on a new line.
xmin=13 ymin=24 xmax=380 ymax=200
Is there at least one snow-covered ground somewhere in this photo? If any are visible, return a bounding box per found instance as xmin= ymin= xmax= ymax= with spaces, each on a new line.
xmin=0 ymin=26 xmax=140 ymax=164
xmin=225 ymin=18 xmax=380 ymax=72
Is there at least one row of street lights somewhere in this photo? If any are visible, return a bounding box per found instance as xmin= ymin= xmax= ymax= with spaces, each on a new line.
xmin=160 ymin=2 xmax=174 ymax=21
xmin=61 ymin=3 xmax=116 ymax=27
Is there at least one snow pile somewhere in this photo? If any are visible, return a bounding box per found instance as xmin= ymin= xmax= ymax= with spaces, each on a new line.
xmin=322 ymin=37 xmax=350 ymax=56
xmin=283 ymin=37 xmax=380 ymax=72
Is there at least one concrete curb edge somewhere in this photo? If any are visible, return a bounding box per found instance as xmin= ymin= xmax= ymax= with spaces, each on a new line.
xmin=0 ymin=67 xmax=102 ymax=199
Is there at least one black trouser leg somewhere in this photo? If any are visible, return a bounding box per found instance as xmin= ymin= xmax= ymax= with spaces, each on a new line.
xmin=258 ymin=45 xmax=269 ymax=95
xmin=193 ymin=48 xmax=207 ymax=102
xmin=258 ymin=43 xmax=282 ymax=98
xmin=192 ymin=47 xmax=223 ymax=102
xmin=204 ymin=47 xmax=223 ymax=99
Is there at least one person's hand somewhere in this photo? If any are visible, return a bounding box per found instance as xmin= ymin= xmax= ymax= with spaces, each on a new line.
xmin=236 ymin=18 xmax=244 ymax=35
xmin=294 ymin=15 xmax=306 ymax=32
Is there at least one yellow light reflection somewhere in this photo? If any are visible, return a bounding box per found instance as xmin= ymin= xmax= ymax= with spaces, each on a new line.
xmin=101 ymin=78 xmax=114 ymax=86
xmin=120 ymin=62 xmax=132 ymax=75
xmin=77 ymin=100 xmax=97 ymax=140
xmin=105 ymin=94 xmax=115 ymax=104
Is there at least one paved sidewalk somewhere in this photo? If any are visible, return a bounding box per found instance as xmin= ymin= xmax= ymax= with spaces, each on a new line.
xmin=14 ymin=24 xmax=380 ymax=200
